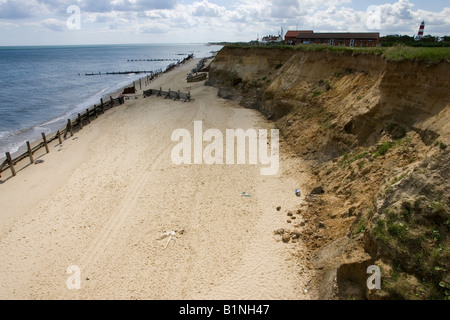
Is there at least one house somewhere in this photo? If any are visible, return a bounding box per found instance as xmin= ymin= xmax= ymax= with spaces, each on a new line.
xmin=285 ymin=31 xmax=380 ymax=47
xmin=284 ymin=30 xmax=313 ymax=44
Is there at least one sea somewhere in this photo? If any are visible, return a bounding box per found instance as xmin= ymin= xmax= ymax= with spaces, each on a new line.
xmin=0 ymin=43 xmax=223 ymax=159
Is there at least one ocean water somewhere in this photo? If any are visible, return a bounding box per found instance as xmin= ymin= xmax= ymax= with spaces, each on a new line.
xmin=0 ymin=43 xmax=222 ymax=158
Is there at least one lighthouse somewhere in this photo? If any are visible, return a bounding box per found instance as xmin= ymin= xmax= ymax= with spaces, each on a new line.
xmin=415 ymin=21 xmax=425 ymax=40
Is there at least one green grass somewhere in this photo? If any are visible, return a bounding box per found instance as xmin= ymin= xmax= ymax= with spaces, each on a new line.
xmin=312 ymin=90 xmax=322 ymax=98
xmin=224 ymin=43 xmax=450 ymax=63
xmin=339 ymin=151 xmax=369 ymax=166
xmin=375 ymin=141 xmax=395 ymax=157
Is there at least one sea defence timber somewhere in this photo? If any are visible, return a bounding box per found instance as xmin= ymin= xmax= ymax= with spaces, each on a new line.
xmin=0 ymin=53 xmax=196 ymax=180
xmin=143 ymin=88 xmax=191 ymax=102
xmin=0 ymin=95 xmax=123 ymax=179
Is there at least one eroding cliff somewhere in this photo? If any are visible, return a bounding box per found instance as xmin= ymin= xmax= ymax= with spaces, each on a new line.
xmin=208 ymin=46 xmax=450 ymax=300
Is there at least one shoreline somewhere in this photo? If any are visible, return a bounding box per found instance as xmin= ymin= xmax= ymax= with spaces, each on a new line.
xmin=0 ymin=56 xmax=313 ymax=300
xmin=0 ymin=56 xmax=196 ymax=175
xmin=0 ymin=51 xmax=201 ymax=161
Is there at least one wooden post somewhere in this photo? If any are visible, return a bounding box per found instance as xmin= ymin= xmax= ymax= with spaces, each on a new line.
xmin=5 ymin=152 xmax=16 ymax=176
xmin=26 ymin=141 xmax=34 ymax=164
xmin=110 ymin=96 xmax=114 ymax=107
xmin=86 ymin=109 xmax=91 ymax=124
xmin=94 ymin=105 xmax=98 ymax=118
xmin=184 ymin=91 xmax=191 ymax=102
xmin=68 ymin=119 xmax=73 ymax=137
xmin=174 ymin=90 xmax=180 ymax=101
xmin=100 ymin=98 xmax=104 ymax=112
xmin=57 ymin=130 xmax=62 ymax=145
xmin=78 ymin=113 xmax=83 ymax=129
xmin=41 ymin=132 xmax=49 ymax=154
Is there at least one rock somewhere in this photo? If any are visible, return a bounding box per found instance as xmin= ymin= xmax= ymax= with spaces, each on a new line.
xmin=282 ymin=233 xmax=291 ymax=243
xmin=287 ymin=219 xmax=292 ymax=223
xmin=291 ymin=216 xmax=296 ymax=220
xmin=360 ymin=167 xmax=371 ymax=176
xmin=287 ymin=212 xmax=293 ymax=217
xmin=274 ymin=228 xmax=285 ymax=235
xmin=291 ymin=231 xmax=301 ymax=239
xmin=300 ymin=221 xmax=306 ymax=226
xmin=276 ymin=206 xmax=281 ymax=211
xmin=310 ymin=186 xmax=324 ymax=195
xmin=318 ymin=221 xmax=326 ymax=228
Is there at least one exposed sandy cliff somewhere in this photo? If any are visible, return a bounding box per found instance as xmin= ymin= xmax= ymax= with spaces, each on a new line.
xmin=207 ymin=46 xmax=450 ymax=299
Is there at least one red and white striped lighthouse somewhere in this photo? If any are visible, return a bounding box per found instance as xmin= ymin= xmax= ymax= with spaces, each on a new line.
xmin=415 ymin=20 xmax=425 ymax=40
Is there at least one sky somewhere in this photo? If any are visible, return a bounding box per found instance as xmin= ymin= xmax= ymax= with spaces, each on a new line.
xmin=0 ymin=0 xmax=449 ymax=46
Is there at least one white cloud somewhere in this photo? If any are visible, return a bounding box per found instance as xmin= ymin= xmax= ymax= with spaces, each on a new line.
xmin=39 ymin=18 xmax=66 ymax=31
xmin=0 ymin=0 xmax=449 ymax=45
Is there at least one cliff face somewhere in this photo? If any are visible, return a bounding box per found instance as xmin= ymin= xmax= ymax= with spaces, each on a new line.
xmin=208 ymin=47 xmax=450 ymax=300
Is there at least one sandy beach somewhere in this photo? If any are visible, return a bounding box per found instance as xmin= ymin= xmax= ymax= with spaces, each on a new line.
xmin=0 ymin=58 xmax=313 ymax=300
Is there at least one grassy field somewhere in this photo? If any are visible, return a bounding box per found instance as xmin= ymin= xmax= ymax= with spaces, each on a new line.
xmin=224 ymin=43 xmax=450 ymax=63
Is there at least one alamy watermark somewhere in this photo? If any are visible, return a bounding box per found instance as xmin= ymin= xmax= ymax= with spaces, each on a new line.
xmin=171 ymin=121 xmax=279 ymax=176
xmin=66 ymin=265 xmax=81 ymax=290
xmin=366 ymin=265 xmax=381 ymax=290
xmin=66 ymin=5 xmax=81 ymax=30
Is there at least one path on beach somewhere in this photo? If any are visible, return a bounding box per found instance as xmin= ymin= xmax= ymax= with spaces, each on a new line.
xmin=0 ymin=59 xmax=312 ymax=299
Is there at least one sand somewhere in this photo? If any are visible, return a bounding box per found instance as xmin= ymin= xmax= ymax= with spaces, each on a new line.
xmin=0 ymin=59 xmax=313 ymax=300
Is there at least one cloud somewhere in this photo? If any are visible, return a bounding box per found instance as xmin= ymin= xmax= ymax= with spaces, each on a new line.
xmin=0 ymin=0 xmax=47 ymax=19
xmin=0 ymin=21 xmax=18 ymax=28
xmin=192 ymin=0 xmax=225 ymax=17
xmin=39 ymin=18 xmax=66 ymax=31
xmin=1 ymin=0 xmax=450 ymax=44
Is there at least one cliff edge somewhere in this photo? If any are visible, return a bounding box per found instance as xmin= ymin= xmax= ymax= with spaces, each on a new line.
xmin=207 ymin=46 xmax=450 ymax=300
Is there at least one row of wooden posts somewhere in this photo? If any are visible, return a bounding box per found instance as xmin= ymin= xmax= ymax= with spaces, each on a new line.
xmin=0 ymin=53 xmax=197 ymax=179
xmin=143 ymin=88 xmax=191 ymax=102
xmin=0 ymin=95 xmax=122 ymax=178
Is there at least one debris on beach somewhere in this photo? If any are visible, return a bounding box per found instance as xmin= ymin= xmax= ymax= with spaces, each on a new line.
xmin=274 ymin=228 xmax=301 ymax=243
xmin=156 ymin=230 xmax=185 ymax=248
xmin=241 ymin=192 xmax=251 ymax=197
xmin=310 ymin=186 xmax=324 ymax=195
xmin=282 ymin=233 xmax=291 ymax=243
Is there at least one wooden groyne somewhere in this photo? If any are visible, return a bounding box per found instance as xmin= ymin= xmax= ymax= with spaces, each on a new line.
xmin=86 ymin=70 xmax=155 ymax=76
xmin=0 ymin=95 xmax=123 ymax=179
xmin=85 ymin=54 xmax=195 ymax=77
xmin=143 ymin=88 xmax=191 ymax=102
xmin=0 ymin=53 xmax=196 ymax=180
xmin=127 ymin=58 xmax=179 ymax=62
